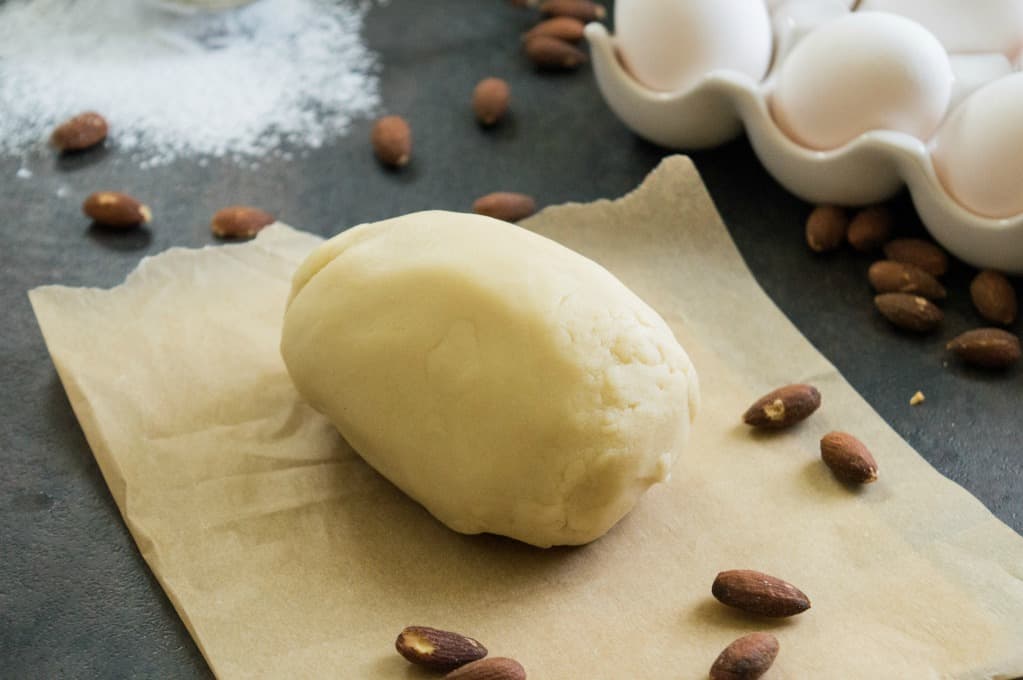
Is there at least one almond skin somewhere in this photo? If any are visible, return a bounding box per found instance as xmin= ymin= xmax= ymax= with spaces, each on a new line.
xmin=472 ymin=78 xmax=511 ymax=126
xmin=210 ymin=206 xmax=275 ymax=239
xmin=742 ymin=384 xmax=821 ymax=429
xmin=874 ymin=293 xmax=943 ymax=333
xmin=51 ymin=111 xmax=109 ymax=152
xmin=538 ymin=0 xmax=605 ymax=21
xmin=882 ymin=238 xmax=949 ymax=277
xmin=82 ymin=191 xmax=151 ymax=228
xmin=970 ymin=270 xmax=1018 ymax=326
xmin=712 ymin=570 xmax=811 ymax=618
xmin=523 ymin=35 xmax=588 ymax=69
xmin=709 ymin=633 xmax=779 ymax=680
xmin=473 ymin=192 xmax=537 ymax=222
xmin=805 ymin=205 xmax=847 ymax=253
xmin=445 ymin=657 xmax=527 ymax=680
xmin=868 ymin=260 xmax=946 ymax=300
xmin=371 ymin=115 xmax=412 ymax=167
xmin=522 ymin=16 xmax=586 ymax=43
xmin=820 ymin=432 xmax=878 ymax=485
xmin=395 ymin=626 xmax=487 ymax=672
xmin=847 ymin=205 xmax=893 ymax=252
xmin=946 ymin=328 xmax=1021 ymax=369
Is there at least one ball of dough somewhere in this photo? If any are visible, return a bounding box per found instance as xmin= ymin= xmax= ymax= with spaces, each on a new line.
xmin=281 ymin=211 xmax=699 ymax=547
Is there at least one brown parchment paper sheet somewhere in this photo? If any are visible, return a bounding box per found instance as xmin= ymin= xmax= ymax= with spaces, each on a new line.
xmin=29 ymin=157 xmax=1023 ymax=679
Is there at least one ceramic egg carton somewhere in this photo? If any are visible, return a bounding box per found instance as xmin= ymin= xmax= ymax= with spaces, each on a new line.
xmin=588 ymin=0 xmax=1023 ymax=273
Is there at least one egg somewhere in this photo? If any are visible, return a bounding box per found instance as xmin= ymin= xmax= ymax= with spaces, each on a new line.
xmin=614 ymin=0 xmax=773 ymax=93
xmin=932 ymin=73 xmax=1023 ymax=219
xmin=770 ymin=12 xmax=952 ymax=150
xmin=859 ymin=0 xmax=1023 ymax=57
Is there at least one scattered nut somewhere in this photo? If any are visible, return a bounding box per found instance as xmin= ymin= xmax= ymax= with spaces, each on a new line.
xmin=371 ymin=115 xmax=412 ymax=167
xmin=712 ymin=570 xmax=811 ymax=618
xmin=445 ymin=657 xmax=527 ymax=680
xmin=709 ymin=632 xmax=779 ymax=680
xmin=820 ymin=432 xmax=879 ymax=485
xmin=522 ymin=16 xmax=586 ymax=43
xmin=395 ymin=626 xmax=487 ymax=672
xmin=970 ymin=270 xmax=1017 ymax=326
xmin=909 ymin=391 xmax=925 ymax=406
xmin=210 ymin=206 xmax=275 ymax=239
xmin=847 ymin=205 xmax=893 ymax=252
xmin=82 ymin=191 xmax=151 ymax=229
xmin=538 ymin=0 xmax=605 ymax=22
xmin=805 ymin=205 xmax=847 ymax=253
xmin=472 ymin=78 xmax=511 ymax=126
xmin=882 ymin=238 xmax=949 ymax=277
xmin=874 ymin=293 xmax=943 ymax=333
xmin=524 ymin=35 xmax=588 ymax=69
xmin=742 ymin=384 xmax=821 ymax=429
xmin=946 ymin=328 xmax=1021 ymax=369
xmin=472 ymin=192 xmax=537 ymax=222
xmin=867 ymin=260 xmax=946 ymax=300
xmin=51 ymin=112 xmax=109 ymax=152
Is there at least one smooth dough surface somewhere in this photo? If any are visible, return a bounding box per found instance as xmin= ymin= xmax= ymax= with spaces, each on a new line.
xmin=280 ymin=211 xmax=698 ymax=547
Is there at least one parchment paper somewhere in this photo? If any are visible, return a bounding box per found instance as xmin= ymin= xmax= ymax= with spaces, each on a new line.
xmin=30 ymin=157 xmax=1023 ymax=679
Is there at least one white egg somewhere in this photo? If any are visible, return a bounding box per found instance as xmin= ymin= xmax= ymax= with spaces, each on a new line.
xmin=859 ymin=0 xmax=1023 ymax=56
xmin=615 ymin=0 xmax=773 ymax=93
xmin=770 ymin=12 xmax=952 ymax=150
xmin=933 ymin=73 xmax=1023 ymax=219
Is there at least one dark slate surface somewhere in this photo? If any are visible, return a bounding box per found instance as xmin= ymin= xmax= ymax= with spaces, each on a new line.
xmin=1 ymin=1 xmax=1019 ymax=677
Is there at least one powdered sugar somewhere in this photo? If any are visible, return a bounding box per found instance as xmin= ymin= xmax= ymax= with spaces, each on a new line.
xmin=0 ymin=0 xmax=381 ymax=167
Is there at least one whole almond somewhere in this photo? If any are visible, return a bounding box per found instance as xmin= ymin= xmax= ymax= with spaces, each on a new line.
xmin=970 ymin=270 xmax=1017 ymax=326
xmin=522 ymin=16 xmax=586 ymax=43
xmin=742 ymin=384 xmax=821 ymax=429
xmin=524 ymin=35 xmax=588 ymax=69
xmin=820 ymin=432 xmax=879 ymax=485
xmin=395 ymin=626 xmax=487 ymax=672
xmin=472 ymin=78 xmax=511 ymax=126
xmin=51 ymin=111 xmax=108 ymax=152
xmin=371 ymin=115 xmax=412 ymax=167
xmin=883 ymin=238 xmax=949 ymax=277
xmin=473 ymin=192 xmax=537 ymax=222
xmin=867 ymin=260 xmax=946 ymax=300
xmin=709 ymin=633 xmax=779 ymax=680
xmin=712 ymin=570 xmax=811 ymax=618
xmin=538 ymin=0 xmax=605 ymax=21
xmin=210 ymin=206 xmax=275 ymax=239
xmin=445 ymin=657 xmax=527 ymax=680
xmin=847 ymin=205 xmax=893 ymax=252
xmin=82 ymin=191 xmax=151 ymax=228
xmin=874 ymin=293 xmax=943 ymax=333
xmin=805 ymin=205 xmax=847 ymax=253
xmin=946 ymin=328 xmax=1021 ymax=369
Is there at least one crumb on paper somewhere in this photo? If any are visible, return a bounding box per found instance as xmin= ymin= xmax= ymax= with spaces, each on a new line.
xmin=910 ymin=391 xmax=925 ymax=406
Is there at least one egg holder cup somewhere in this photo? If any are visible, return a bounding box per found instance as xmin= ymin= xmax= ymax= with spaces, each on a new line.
xmin=586 ymin=14 xmax=1023 ymax=274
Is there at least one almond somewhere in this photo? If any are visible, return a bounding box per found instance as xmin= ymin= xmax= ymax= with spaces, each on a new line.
xmin=472 ymin=78 xmax=511 ymax=126
xmin=523 ymin=35 xmax=588 ymax=69
xmin=867 ymin=260 xmax=946 ymax=300
xmin=522 ymin=16 xmax=586 ymax=43
xmin=371 ymin=115 xmax=412 ymax=167
xmin=210 ymin=206 xmax=275 ymax=239
xmin=847 ymin=205 xmax=893 ymax=252
xmin=820 ymin=432 xmax=879 ymax=485
xmin=874 ymin=293 xmax=943 ymax=333
xmin=538 ymin=0 xmax=605 ymax=22
xmin=82 ymin=191 xmax=151 ymax=228
xmin=742 ymin=384 xmax=821 ymax=429
xmin=395 ymin=626 xmax=487 ymax=672
xmin=709 ymin=632 xmax=779 ymax=680
xmin=970 ymin=270 xmax=1018 ymax=326
xmin=805 ymin=205 xmax=847 ymax=253
xmin=882 ymin=238 xmax=949 ymax=277
xmin=51 ymin=111 xmax=109 ymax=152
xmin=946 ymin=328 xmax=1021 ymax=369
xmin=712 ymin=570 xmax=811 ymax=618
xmin=445 ymin=657 xmax=527 ymax=680
xmin=473 ymin=192 xmax=537 ymax=222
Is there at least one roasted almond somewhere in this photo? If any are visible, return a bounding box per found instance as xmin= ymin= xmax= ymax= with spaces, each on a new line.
xmin=445 ymin=657 xmax=527 ymax=680
xmin=524 ymin=35 xmax=588 ymax=69
xmin=970 ymin=270 xmax=1018 ymax=326
xmin=805 ymin=205 xmax=847 ymax=253
xmin=472 ymin=77 xmax=511 ymax=126
xmin=709 ymin=632 xmax=779 ymax=680
xmin=882 ymin=238 xmax=949 ymax=277
xmin=82 ymin=191 xmax=151 ymax=228
xmin=371 ymin=115 xmax=412 ymax=167
xmin=538 ymin=0 xmax=605 ymax=21
xmin=473 ymin=192 xmax=537 ymax=222
xmin=946 ymin=328 xmax=1021 ymax=369
xmin=874 ymin=293 xmax=943 ymax=333
xmin=51 ymin=111 xmax=108 ymax=152
xmin=210 ymin=205 xmax=275 ymax=239
xmin=742 ymin=384 xmax=821 ymax=429
xmin=712 ymin=570 xmax=811 ymax=618
xmin=522 ymin=16 xmax=586 ymax=43
xmin=847 ymin=205 xmax=893 ymax=252
xmin=867 ymin=260 xmax=946 ymax=300
xmin=820 ymin=432 xmax=878 ymax=485
xmin=395 ymin=626 xmax=487 ymax=672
